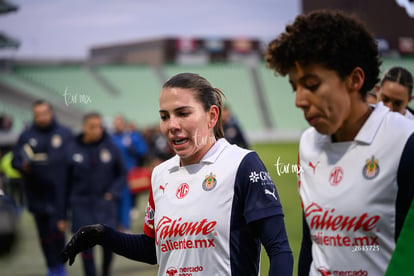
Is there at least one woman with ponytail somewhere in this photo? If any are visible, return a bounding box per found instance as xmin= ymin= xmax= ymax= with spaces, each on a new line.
xmin=61 ymin=73 xmax=293 ymax=276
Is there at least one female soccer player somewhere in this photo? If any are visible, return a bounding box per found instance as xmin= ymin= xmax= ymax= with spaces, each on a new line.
xmin=61 ymin=73 xmax=293 ymax=275
xmin=376 ymin=66 xmax=414 ymax=119
xmin=266 ymin=10 xmax=414 ymax=276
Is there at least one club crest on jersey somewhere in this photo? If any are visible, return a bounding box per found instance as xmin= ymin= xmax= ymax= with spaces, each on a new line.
xmin=202 ymin=172 xmax=216 ymax=191
xmin=29 ymin=138 xmax=37 ymax=147
xmin=51 ymin=134 xmax=62 ymax=148
xmin=363 ymin=156 xmax=380 ymax=180
xmin=100 ymin=148 xmax=111 ymax=163
xmin=72 ymin=153 xmax=83 ymax=163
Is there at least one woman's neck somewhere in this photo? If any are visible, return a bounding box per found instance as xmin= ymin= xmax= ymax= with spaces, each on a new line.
xmin=332 ymin=102 xmax=372 ymax=143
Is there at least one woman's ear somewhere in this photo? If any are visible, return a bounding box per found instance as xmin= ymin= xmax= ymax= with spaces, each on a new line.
xmin=347 ymin=67 xmax=365 ymax=93
xmin=208 ymin=105 xmax=219 ymax=129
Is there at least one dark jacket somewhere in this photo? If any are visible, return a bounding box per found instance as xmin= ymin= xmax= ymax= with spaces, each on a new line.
xmin=65 ymin=132 xmax=126 ymax=231
xmin=11 ymin=119 xmax=72 ymax=216
xmin=223 ymin=117 xmax=250 ymax=149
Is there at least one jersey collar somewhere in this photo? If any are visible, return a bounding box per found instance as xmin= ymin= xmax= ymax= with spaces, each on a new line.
xmin=315 ymin=102 xmax=389 ymax=146
xmin=168 ymin=138 xmax=229 ymax=172
xmin=353 ymin=101 xmax=389 ymax=144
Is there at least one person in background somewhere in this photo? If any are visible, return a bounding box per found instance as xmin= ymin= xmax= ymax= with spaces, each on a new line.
xmin=376 ymin=66 xmax=414 ymax=119
xmin=111 ymin=115 xmax=148 ymax=231
xmin=222 ymin=105 xmax=250 ymax=149
xmin=0 ymin=176 xmax=18 ymax=256
xmin=12 ymin=100 xmax=71 ymax=276
xmin=126 ymin=126 xmax=173 ymax=229
xmin=64 ymin=112 xmax=126 ymax=276
xmin=266 ymin=9 xmax=414 ymax=275
xmin=142 ymin=126 xmax=173 ymax=162
xmin=0 ymin=150 xmax=24 ymax=212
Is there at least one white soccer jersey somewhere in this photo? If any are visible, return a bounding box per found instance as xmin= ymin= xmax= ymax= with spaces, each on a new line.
xmin=144 ymin=139 xmax=283 ymax=276
xmin=299 ymin=102 xmax=414 ymax=275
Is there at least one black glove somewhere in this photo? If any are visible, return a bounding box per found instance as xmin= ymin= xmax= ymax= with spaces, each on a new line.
xmin=60 ymin=224 xmax=105 ymax=265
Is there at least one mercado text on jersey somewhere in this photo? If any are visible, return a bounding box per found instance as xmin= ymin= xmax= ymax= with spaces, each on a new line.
xmin=145 ymin=139 xmax=283 ymax=276
xmin=299 ymin=103 xmax=414 ymax=275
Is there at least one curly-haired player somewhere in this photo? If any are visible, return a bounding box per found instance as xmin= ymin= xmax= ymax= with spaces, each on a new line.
xmin=266 ymin=10 xmax=414 ymax=275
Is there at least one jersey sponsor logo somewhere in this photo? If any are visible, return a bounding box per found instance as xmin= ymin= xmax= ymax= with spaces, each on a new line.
xmin=176 ymin=183 xmax=189 ymax=199
xmin=249 ymin=171 xmax=260 ymax=182
xmin=202 ymin=172 xmax=216 ymax=191
xmin=155 ymin=216 xmax=217 ymax=252
xmin=160 ymin=238 xmax=215 ymax=253
xmin=329 ymin=167 xmax=343 ymax=186
xmin=317 ymin=267 xmax=332 ymax=276
xmin=309 ymin=161 xmax=320 ymax=174
xmin=166 ymin=266 xmax=204 ymax=276
xmin=333 ymin=270 xmax=367 ymax=276
xmin=179 ymin=266 xmax=203 ymax=273
xmin=305 ymin=202 xmax=323 ymax=216
xmin=306 ymin=202 xmax=380 ymax=248
xmin=362 ymin=156 xmax=380 ymax=180
xmin=317 ymin=267 xmax=368 ymax=276
xmin=156 ymin=216 xmax=217 ymax=242
xmin=166 ymin=267 xmax=178 ymax=276
xmin=249 ymin=171 xmax=273 ymax=186
xmin=305 ymin=202 xmax=380 ymax=232
xmin=312 ymin=231 xmax=379 ymax=247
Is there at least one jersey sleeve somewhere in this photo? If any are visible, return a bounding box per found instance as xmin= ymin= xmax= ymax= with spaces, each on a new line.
xmin=298 ymin=212 xmax=313 ymax=276
xmin=235 ymin=151 xmax=284 ymax=224
xmin=103 ymin=226 xmax=157 ymax=264
xmin=253 ymin=215 xmax=293 ymax=275
xmin=144 ymin=185 xmax=155 ymax=238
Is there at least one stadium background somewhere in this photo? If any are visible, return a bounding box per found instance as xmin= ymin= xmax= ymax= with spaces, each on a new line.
xmin=0 ymin=0 xmax=414 ymax=275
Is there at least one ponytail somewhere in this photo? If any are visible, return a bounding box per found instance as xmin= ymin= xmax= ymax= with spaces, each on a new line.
xmin=212 ymin=88 xmax=225 ymax=139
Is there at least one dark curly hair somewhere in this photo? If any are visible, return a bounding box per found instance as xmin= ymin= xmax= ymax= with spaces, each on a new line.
xmin=265 ymin=9 xmax=381 ymax=97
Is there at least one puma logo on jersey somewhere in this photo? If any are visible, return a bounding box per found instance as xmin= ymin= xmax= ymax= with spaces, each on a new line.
xmin=160 ymin=183 xmax=168 ymax=194
xmin=264 ymin=188 xmax=277 ymax=200
xmin=309 ymin=161 xmax=320 ymax=174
